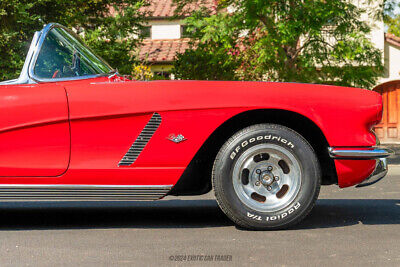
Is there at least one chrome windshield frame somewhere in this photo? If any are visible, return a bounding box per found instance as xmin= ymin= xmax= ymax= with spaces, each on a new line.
xmin=23 ymin=23 xmax=114 ymax=84
xmin=0 ymin=30 xmax=42 ymax=85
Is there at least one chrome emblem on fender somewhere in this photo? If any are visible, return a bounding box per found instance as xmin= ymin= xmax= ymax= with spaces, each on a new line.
xmin=167 ymin=134 xmax=187 ymax=143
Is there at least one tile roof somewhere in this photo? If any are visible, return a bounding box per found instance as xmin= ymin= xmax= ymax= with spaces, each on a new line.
xmin=140 ymin=0 xmax=217 ymax=18
xmin=138 ymin=38 xmax=192 ymax=63
xmin=386 ymin=33 xmax=400 ymax=48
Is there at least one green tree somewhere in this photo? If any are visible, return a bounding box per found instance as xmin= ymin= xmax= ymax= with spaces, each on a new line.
xmin=173 ymin=0 xmax=383 ymax=89
xmin=172 ymin=12 xmax=241 ymax=80
xmin=0 ymin=0 xmax=146 ymax=81
xmin=173 ymin=44 xmax=240 ymax=80
xmin=384 ymin=0 xmax=400 ymax=36
xmin=386 ymin=15 xmax=400 ymax=36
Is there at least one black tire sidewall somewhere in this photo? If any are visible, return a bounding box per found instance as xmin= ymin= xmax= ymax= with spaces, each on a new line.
xmin=213 ymin=124 xmax=321 ymax=229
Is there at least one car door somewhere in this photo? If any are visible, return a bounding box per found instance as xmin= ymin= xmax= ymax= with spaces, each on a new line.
xmin=0 ymin=83 xmax=70 ymax=177
xmin=64 ymin=81 xmax=156 ymax=184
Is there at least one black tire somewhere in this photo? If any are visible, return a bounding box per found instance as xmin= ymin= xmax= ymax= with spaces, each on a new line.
xmin=212 ymin=123 xmax=321 ymax=230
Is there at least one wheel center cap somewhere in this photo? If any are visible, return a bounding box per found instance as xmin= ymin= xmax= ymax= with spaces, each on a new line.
xmin=261 ymin=174 xmax=274 ymax=186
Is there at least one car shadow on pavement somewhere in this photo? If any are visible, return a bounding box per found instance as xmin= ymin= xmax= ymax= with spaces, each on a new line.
xmin=296 ymin=199 xmax=400 ymax=230
xmin=0 ymin=199 xmax=397 ymax=230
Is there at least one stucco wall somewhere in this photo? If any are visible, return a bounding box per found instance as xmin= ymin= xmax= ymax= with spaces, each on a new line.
xmin=146 ymin=19 xmax=182 ymax=39
xmin=379 ymin=42 xmax=400 ymax=84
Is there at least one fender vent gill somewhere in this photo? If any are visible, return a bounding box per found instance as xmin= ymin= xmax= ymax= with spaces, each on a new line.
xmin=118 ymin=112 xmax=162 ymax=166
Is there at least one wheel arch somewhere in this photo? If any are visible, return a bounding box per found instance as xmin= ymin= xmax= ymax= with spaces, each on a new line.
xmin=168 ymin=109 xmax=337 ymax=196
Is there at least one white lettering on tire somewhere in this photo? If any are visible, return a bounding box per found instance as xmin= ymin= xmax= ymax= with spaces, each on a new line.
xmin=246 ymin=202 xmax=301 ymax=222
xmin=230 ymin=135 xmax=294 ymax=160
xmin=264 ymin=202 xmax=301 ymax=221
xmin=247 ymin=212 xmax=262 ymax=221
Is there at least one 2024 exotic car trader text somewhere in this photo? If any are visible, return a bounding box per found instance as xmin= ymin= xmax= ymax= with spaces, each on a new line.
xmin=0 ymin=23 xmax=393 ymax=230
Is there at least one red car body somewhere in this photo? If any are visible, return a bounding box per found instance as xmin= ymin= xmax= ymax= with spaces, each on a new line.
xmin=0 ymin=77 xmax=381 ymax=188
xmin=0 ymin=23 xmax=391 ymax=207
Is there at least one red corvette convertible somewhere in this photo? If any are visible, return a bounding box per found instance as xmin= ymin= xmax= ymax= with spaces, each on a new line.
xmin=0 ymin=23 xmax=393 ymax=229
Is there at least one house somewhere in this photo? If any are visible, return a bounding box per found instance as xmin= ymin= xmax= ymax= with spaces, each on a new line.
xmin=373 ymin=33 xmax=400 ymax=143
xmin=137 ymin=0 xmax=215 ymax=78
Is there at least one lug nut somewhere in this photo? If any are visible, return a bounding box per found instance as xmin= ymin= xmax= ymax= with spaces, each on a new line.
xmin=256 ymin=169 xmax=261 ymax=174
xmin=267 ymin=186 xmax=272 ymax=191
xmin=267 ymin=166 xmax=273 ymax=171
xmin=255 ymin=181 xmax=261 ymax=186
xmin=274 ymin=176 xmax=279 ymax=181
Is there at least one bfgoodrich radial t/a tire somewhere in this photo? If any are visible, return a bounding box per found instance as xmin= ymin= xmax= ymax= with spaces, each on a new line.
xmin=212 ymin=124 xmax=321 ymax=230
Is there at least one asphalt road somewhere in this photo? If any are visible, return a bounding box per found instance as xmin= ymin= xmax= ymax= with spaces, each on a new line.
xmin=0 ymin=167 xmax=399 ymax=267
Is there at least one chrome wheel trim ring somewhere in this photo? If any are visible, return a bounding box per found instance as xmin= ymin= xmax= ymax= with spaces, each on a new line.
xmin=232 ymin=143 xmax=302 ymax=213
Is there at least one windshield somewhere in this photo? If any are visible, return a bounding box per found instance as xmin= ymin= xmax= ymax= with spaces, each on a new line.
xmin=33 ymin=26 xmax=113 ymax=79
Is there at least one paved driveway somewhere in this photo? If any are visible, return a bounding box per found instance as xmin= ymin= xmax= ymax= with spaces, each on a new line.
xmin=0 ymin=166 xmax=399 ymax=266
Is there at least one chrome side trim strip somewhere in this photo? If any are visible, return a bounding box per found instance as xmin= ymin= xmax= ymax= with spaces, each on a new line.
xmin=118 ymin=112 xmax=162 ymax=166
xmin=0 ymin=184 xmax=172 ymax=201
xmin=328 ymin=147 xmax=394 ymax=159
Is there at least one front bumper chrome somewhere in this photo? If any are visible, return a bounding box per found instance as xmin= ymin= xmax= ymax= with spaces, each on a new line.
xmin=328 ymin=147 xmax=394 ymax=188
xmin=328 ymin=147 xmax=393 ymax=159
xmin=356 ymin=158 xmax=388 ymax=187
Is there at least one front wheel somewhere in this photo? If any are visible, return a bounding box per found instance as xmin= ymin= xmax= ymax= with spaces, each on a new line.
xmin=212 ymin=124 xmax=321 ymax=230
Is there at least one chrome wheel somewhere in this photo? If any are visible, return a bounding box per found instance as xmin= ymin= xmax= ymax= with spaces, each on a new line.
xmin=232 ymin=143 xmax=302 ymax=212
